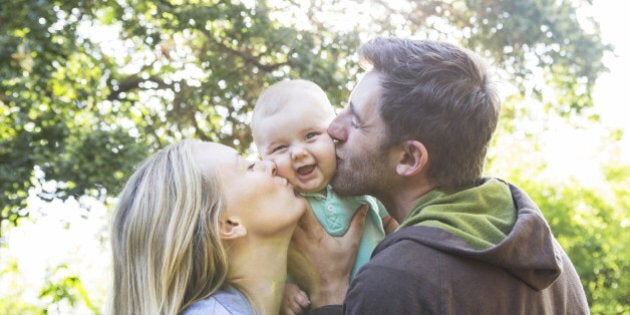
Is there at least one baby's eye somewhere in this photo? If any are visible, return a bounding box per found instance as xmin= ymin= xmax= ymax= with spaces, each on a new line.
xmin=305 ymin=132 xmax=318 ymax=140
xmin=271 ymin=145 xmax=286 ymax=153
xmin=247 ymin=162 xmax=256 ymax=170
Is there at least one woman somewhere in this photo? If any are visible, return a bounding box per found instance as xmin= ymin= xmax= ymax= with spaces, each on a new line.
xmin=108 ymin=139 xmax=306 ymax=314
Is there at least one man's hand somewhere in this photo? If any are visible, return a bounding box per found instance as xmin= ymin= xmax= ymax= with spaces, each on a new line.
xmin=280 ymin=283 xmax=310 ymax=315
xmin=382 ymin=215 xmax=399 ymax=235
xmin=288 ymin=204 xmax=368 ymax=307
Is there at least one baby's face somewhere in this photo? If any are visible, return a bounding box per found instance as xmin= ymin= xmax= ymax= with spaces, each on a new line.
xmin=254 ymin=98 xmax=336 ymax=194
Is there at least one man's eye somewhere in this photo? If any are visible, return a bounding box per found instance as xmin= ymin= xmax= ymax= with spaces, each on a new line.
xmin=351 ymin=117 xmax=360 ymax=128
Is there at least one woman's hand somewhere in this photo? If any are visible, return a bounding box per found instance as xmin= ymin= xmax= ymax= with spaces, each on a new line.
xmin=288 ymin=204 xmax=368 ymax=308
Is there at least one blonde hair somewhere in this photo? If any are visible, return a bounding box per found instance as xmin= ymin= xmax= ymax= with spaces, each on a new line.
xmin=251 ymin=79 xmax=334 ymax=144
xmin=108 ymin=139 xmax=228 ymax=315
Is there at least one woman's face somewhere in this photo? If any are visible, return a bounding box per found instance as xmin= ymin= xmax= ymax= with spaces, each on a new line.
xmin=194 ymin=142 xmax=306 ymax=238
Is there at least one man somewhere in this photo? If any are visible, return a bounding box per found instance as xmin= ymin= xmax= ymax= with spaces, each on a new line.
xmin=291 ymin=37 xmax=589 ymax=314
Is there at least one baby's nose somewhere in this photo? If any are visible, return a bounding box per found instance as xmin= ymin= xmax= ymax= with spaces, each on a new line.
xmin=291 ymin=146 xmax=308 ymax=160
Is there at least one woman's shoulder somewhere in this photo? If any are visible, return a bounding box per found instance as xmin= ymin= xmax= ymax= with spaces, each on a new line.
xmin=183 ymin=287 xmax=253 ymax=315
xmin=183 ymin=296 xmax=230 ymax=315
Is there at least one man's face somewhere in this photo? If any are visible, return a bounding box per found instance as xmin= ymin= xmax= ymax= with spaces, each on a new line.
xmin=327 ymin=71 xmax=394 ymax=197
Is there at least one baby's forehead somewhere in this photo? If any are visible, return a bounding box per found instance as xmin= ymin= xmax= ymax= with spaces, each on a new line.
xmin=277 ymin=90 xmax=330 ymax=111
xmin=258 ymin=97 xmax=334 ymax=124
xmin=256 ymin=112 xmax=329 ymax=142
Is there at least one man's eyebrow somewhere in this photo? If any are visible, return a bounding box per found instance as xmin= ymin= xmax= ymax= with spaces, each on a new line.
xmin=349 ymin=101 xmax=362 ymax=125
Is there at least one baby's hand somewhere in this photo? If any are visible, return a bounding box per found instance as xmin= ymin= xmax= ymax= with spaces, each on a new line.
xmin=281 ymin=283 xmax=310 ymax=315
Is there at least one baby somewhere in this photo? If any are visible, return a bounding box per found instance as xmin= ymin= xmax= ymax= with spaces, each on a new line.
xmin=251 ymin=79 xmax=397 ymax=314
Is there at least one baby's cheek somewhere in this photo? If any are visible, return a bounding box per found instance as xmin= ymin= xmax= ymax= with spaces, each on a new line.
xmin=273 ymin=156 xmax=295 ymax=178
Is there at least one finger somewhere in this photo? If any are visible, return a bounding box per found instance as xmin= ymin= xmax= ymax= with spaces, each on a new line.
xmin=297 ymin=202 xmax=317 ymax=231
xmin=292 ymin=206 xmax=314 ymax=247
xmin=295 ymin=290 xmax=311 ymax=308
xmin=343 ymin=204 xmax=369 ymax=243
xmin=291 ymin=225 xmax=306 ymax=246
xmin=281 ymin=299 xmax=297 ymax=315
xmin=291 ymin=225 xmax=317 ymax=249
xmin=288 ymin=302 xmax=302 ymax=315
xmin=281 ymin=284 xmax=302 ymax=315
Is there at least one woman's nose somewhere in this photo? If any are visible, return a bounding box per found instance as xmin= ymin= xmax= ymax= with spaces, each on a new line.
xmin=258 ymin=160 xmax=277 ymax=176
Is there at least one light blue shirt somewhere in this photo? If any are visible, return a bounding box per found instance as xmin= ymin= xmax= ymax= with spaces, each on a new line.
xmin=301 ymin=185 xmax=387 ymax=279
xmin=183 ymin=286 xmax=253 ymax=315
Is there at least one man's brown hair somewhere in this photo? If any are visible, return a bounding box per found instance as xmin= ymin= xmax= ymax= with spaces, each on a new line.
xmin=359 ymin=38 xmax=500 ymax=189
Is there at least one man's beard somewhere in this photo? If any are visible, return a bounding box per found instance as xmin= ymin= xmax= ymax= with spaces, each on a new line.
xmin=330 ymin=147 xmax=391 ymax=197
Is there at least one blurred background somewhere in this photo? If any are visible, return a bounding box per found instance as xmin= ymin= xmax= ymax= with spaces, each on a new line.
xmin=1 ymin=0 xmax=628 ymax=314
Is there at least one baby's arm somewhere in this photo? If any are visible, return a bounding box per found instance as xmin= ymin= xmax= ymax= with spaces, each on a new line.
xmin=382 ymin=215 xmax=399 ymax=235
xmin=281 ymin=283 xmax=310 ymax=315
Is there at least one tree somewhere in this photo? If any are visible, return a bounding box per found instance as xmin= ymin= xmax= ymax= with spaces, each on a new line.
xmin=1 ymin=0 xmax=608 ymax=232
xmin=487 ymin=145 xmax=630 ymax=314
xmin=1 ymin=0 xmax=364 ymax=233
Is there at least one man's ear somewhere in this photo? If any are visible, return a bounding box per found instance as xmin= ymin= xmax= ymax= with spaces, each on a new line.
xmin=395 ymin=140 xmax=428 ymax=176
xmin=220 ymin=216 xmax=247 ymax=240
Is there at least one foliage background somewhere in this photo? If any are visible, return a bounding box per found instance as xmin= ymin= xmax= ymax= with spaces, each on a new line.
xmin=1 ymin=0 xmax=628 ymax=314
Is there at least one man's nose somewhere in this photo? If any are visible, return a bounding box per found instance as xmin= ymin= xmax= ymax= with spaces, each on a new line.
xmin=328 ymin=112 xmax=348 ymax=143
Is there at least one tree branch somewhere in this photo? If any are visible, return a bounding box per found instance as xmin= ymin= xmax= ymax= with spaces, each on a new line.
xmin=199 ymin=28 xmax=292 ymax=72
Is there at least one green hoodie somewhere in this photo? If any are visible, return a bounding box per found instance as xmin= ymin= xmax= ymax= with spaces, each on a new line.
xmin=398 ymin=178 xmax=516 ymax=250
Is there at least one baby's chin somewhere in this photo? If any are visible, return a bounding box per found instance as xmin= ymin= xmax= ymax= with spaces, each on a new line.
xmin=295 ymin=182 xmax=328 ymax=195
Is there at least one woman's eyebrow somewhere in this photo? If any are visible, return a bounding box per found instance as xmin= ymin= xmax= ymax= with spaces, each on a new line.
xmin=233 ymin=153 xmax=246 ymax=168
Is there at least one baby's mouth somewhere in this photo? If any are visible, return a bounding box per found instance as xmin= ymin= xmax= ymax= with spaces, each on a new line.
xmin=297 ymin=165 xmax=315 ymax=176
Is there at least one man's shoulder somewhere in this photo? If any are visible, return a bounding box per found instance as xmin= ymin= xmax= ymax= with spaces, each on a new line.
xmin=345 ymin=234 xmax=447 ymax=313
xmin=364 ymin=230 xmax=444 ymax=272
xmin=365 ymin=226 xmax=470 ymax=280
xmin=358 ymin=227 xmax=589 ymax=314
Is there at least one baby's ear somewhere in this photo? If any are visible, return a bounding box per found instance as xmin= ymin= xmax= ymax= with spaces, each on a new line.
xmin=220 ymin=216 xmax=247 ymax=239
xmin=395 ymin=140 xmax=428 ymax=176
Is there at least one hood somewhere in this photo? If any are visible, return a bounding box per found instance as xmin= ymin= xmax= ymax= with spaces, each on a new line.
xmin=376 ymin=181 xmax=563 ymax=291
xmin=398 ymin=178 xmax=517 ymax=250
